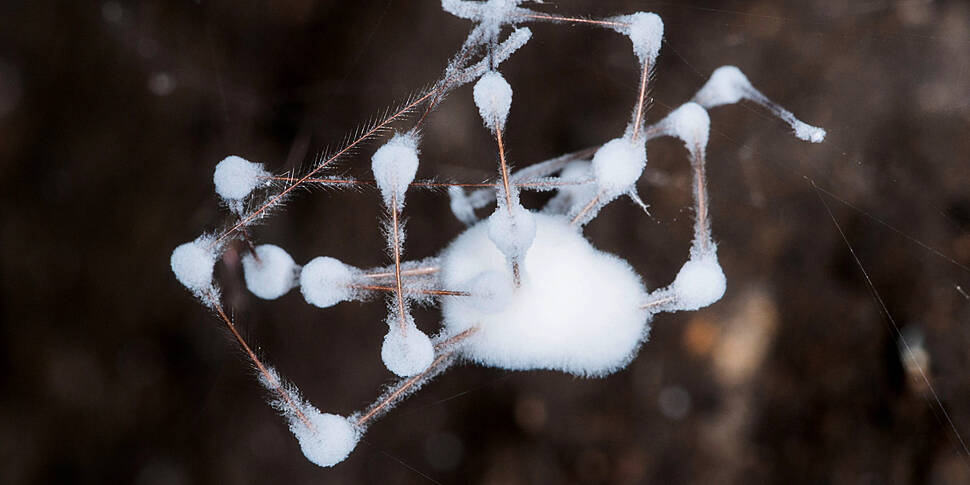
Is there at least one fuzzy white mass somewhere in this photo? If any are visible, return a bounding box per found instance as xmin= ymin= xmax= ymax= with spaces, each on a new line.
xmin=381 ymin=316 xmax=435 ymax=377
xmin=592 ymin=137 xmax=647 ymax=197
xmin=371 ymin=133 xmax=420 ymax=208
xmin=473 ymin=71 xmax=513 ymax=132
xmin=171 ymin=238 xmax=217 ymax=294
xmin=440 ymin=213 xmax=650 ymax=377
xmin=486 ymin=203 xmax=536 ymax=263
xmin=213 ymin=155 xmax=269 ymax=201
xmin=290 ymin=409 xmax=360 ymax=468
xmin=300 ymin=257 xmax=357 ymax=308
xmin=242 ymin=244 xmax=298 ymax=300
xmin=693 ymin=66 xmax=826 ymax=143
xmin=671 ymin=252 xmax=727 ymax=311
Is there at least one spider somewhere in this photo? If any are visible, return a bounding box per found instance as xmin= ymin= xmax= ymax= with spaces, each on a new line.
xmin=171 ymin=1 xmax=825 ymax=467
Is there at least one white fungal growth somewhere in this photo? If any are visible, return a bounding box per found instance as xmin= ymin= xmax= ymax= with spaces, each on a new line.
xmin=693 ymin=66 xmax=826 ymax=143
xmin=440 ymin=213 xmax=650 ymax=376
xmin=591 ymin=137 xmax=647 ymax=198
xmin=371 ymin=133 xmax=420 ymax=209
xmin=473 ymin=71 xmax=513 ymax=132
xmin=170 ymin=237 xmax=218 ymax=296
xmin=300 ymin=257 xmax=358 ymax=309
xmin=213 ymin=155 xmax=270 ymax=201
xmin=612 ymin=12 xmax=664 ymax=68
xmin=291 ymin=411 xmax=360 ymax=468
xmin=173 ymin=5 xmax=831 ymax=469
xmin=242 ymin=244 xmax=298 ymax=300
xmin=671 ymin=251 xmax=727 ymax=311
xmin=381 ymin=314 xmax=435 ymax=377
xmin=656 ymin=102 xmax=710 ymax=150
xmin=486 ymin=201 xmax=536 ymax=265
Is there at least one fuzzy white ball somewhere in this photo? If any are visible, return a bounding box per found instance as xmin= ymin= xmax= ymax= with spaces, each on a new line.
xmin=660 ymin=102 xmax=710 ymax=150
xmin=291 ymin=410 xmax=360 ymax=468
xmin=300 ymin=257 xmax=357 ymax=308
xmin=371 ymin=133 xmax=420 ymax=209
xmin=671 ymin=253 xmax=726 ymax=311
xmin=381 ymin=318 xmax=435 ymax=377
xmin=486 ymin=203 xmax=536 ymax=262
xmin=213 ymin=155 xmax=269 ymax=201
xmin=591 ymin=137 xmax=647 ymax=197
xmin=171 ymin=238 xmax=217 ymax=294
xmin=242 ymin=244 xmax=298 ymax=300
xmin=473 ymin=70 xmax=513 ymax=132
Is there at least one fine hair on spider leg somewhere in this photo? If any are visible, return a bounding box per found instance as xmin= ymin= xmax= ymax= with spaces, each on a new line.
xmin=171 ymin=1 xmax=827 ymax=468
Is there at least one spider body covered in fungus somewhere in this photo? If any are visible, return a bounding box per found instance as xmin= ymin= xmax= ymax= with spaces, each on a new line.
xmin=171 ymin=0 xmax=826 ymax=467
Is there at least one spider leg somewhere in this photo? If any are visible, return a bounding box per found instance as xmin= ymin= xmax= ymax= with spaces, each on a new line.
xmin=640 ymin=117 xmax=724 ymax=315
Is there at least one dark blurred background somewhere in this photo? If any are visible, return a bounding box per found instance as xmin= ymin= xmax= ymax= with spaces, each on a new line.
xmin=2 ymin=0 xmax=970 ymax=483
